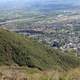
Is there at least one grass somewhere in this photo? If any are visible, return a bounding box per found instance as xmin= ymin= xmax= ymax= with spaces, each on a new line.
xmin=0 ymin=66 xmax=79 ymax=80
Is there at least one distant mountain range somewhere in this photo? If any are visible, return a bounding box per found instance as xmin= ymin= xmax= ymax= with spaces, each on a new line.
xmin=0 ymin=0 xmax=80 ymax=10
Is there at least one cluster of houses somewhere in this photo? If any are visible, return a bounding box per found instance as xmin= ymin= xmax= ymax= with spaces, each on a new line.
xmin=52 ymin=40 xmax=80 ymax=56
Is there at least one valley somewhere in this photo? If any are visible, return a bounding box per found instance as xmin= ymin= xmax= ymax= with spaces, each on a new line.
xmin=1 ymin=9 xmax=80 ymax=57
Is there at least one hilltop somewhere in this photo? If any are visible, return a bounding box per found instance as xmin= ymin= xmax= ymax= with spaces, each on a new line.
xmin=0 ymin=29 xmax=80 ymax=70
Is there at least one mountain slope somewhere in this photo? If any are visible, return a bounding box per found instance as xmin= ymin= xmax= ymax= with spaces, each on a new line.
xmin=0 ymin=29 xmax=80 ymax=70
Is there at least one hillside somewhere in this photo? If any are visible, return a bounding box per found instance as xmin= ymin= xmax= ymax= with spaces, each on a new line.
xmin=0 ymin=29 xmax=80 ymax=70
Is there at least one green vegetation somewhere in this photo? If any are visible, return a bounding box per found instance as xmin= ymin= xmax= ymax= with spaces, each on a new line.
xmin=0 ymin=29 xmax=80 ymax=71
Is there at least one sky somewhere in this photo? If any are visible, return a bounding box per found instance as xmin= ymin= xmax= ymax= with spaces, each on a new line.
xmin=0 ymin=0 xmax=80 ymax=5
xmin=0 ymin=0 xmax=80 ymax=4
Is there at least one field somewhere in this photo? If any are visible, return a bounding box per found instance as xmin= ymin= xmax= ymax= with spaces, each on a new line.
xmin=0 ymin=66 xmax=80 ymax=80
